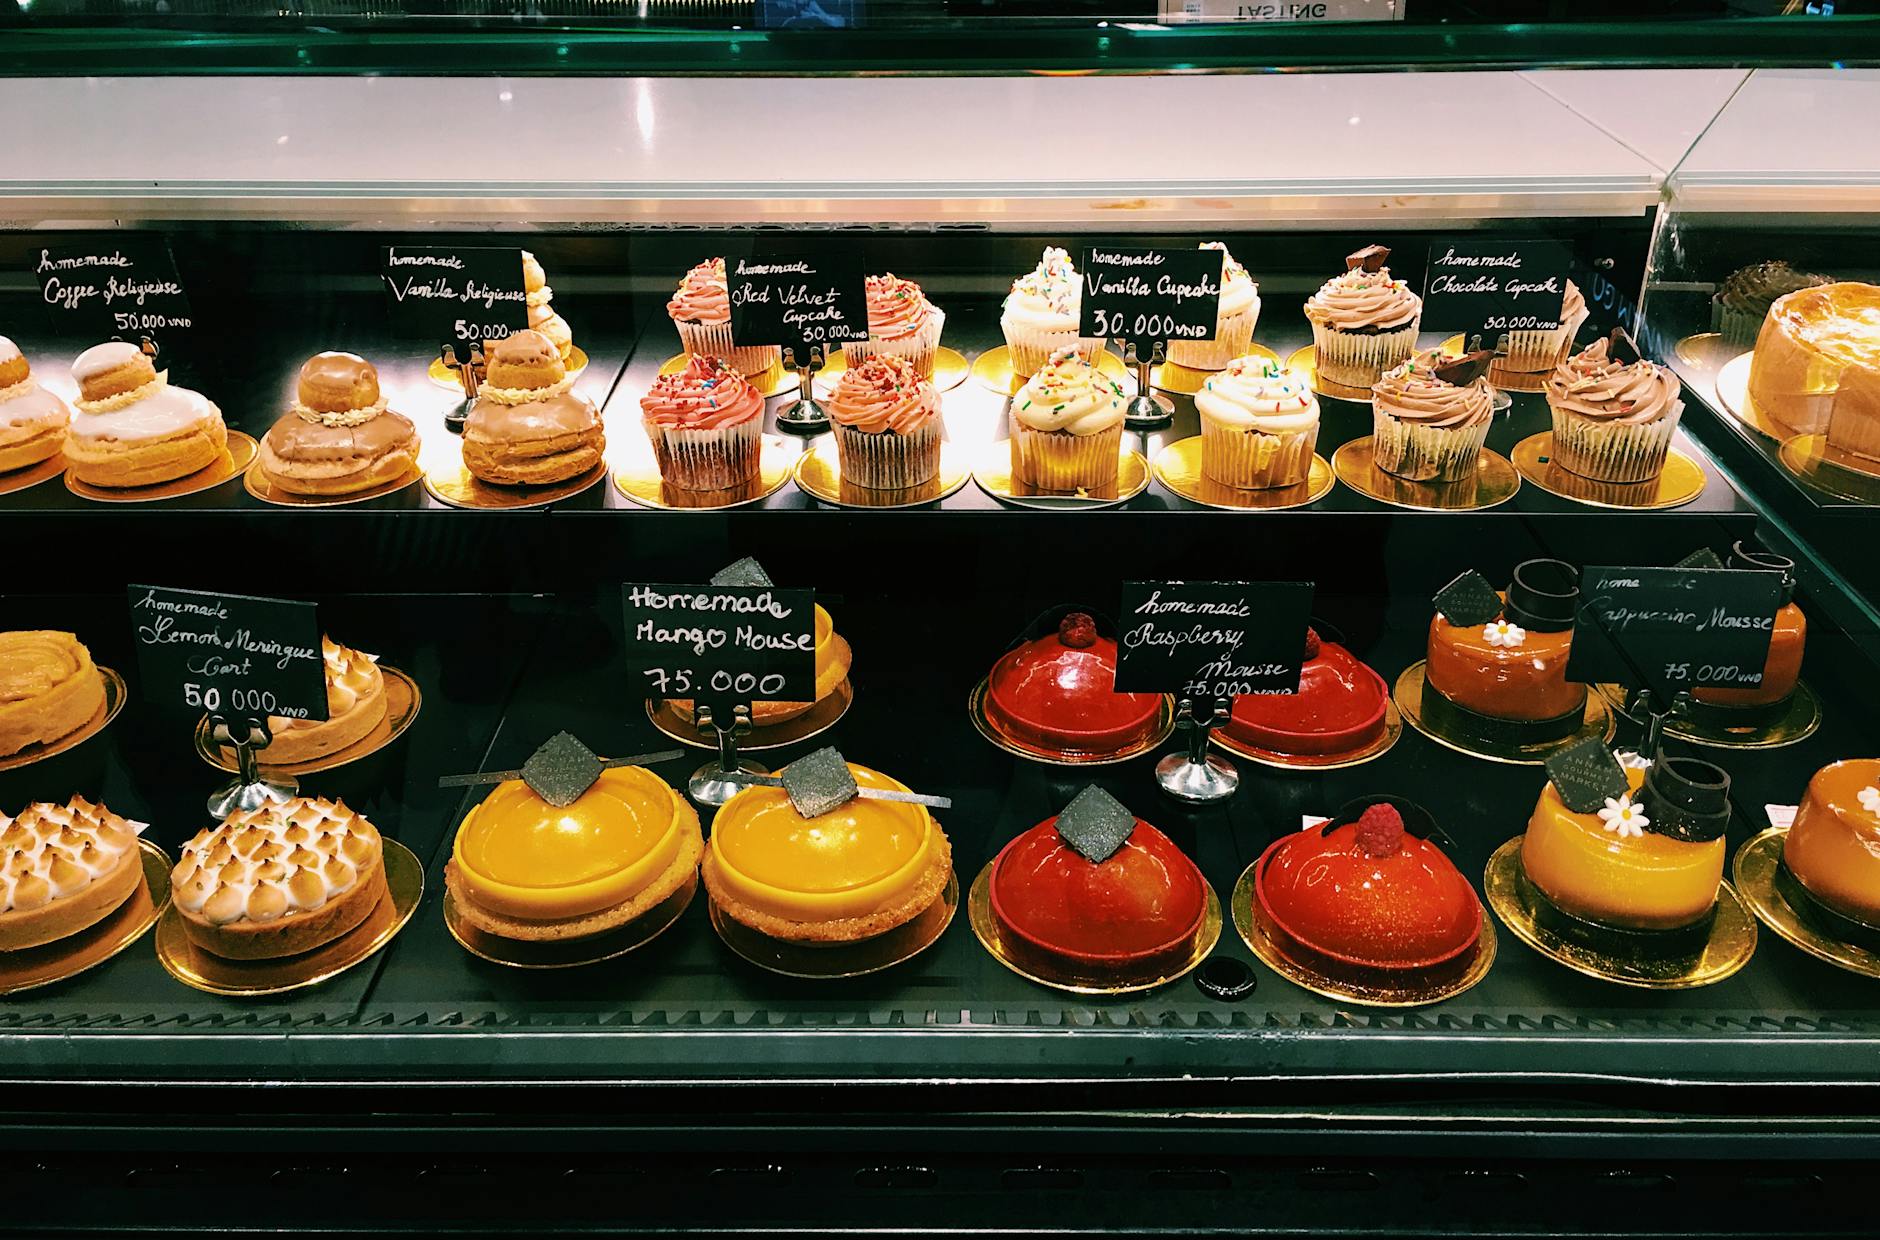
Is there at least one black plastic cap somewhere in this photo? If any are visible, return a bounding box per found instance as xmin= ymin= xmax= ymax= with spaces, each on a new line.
xmin=1505 ymin=558 xmax=1580 ymax=633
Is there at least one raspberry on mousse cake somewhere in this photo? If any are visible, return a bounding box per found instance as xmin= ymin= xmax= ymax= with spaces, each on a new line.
xmin=984 ymin=612 xmax=1165 ymax=760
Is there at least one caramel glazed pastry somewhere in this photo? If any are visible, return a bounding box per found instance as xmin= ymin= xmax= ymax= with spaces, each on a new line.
xmin=258 ymin=352 xmax=421 ymax=496
xmin=462 ymin=330 xmax=604 ymax=486
xmin=62 ymin=341 xmax=227 ymax=487
xmin=0 ymin=336 xmax=71 ymax=472
xmin=0 ymin=798 xmax=147 ymax=952
xmin=0 ymin=629 xmax=108 ymax=759
xmin=172 ymin=797 xmax=387 ymax=960
xmin=235 ymin=636 xmax=387 ymax=765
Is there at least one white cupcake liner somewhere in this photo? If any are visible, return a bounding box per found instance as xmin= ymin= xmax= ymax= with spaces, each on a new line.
xmin=835 ymin=420 xmax=942 ymax=490
xmin=843 ymin=307 xmax=946 ymax=378
xmin=672 ymin=318 xmax=781 ymax=378
xmin=1000 ymin=318 xmax=1111 ymax=379
xmin=1496 ymin=304 xmax=1592 ymax=374
xmin=645 ymin=414 xmax=763 ymax=491
xmin=1371 ymin=408 xmax=1491 ymax=483
xmin=1310 ymin=319 xmax=1420 ymax=389
xmin=1546 ymin=398 xmax=1684 ymax=484
xmin=1012 ymin=423 xmax=1123 ymax=491
xmin=1713 ymin=304 xmax=1766 ymax=351
xmin=1166 ymin=304 xmax=1259 ymax=372
xmin=1199 ymin=416 xmax=1317 ymax=489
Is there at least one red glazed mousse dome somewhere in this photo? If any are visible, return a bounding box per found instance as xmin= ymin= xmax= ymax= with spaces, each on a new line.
xmin=1255 ymin=803 xmax=1482 ymax=971
xmin=1223 ymin=629 xmax=1388 ymax=757
xmin=986 ymin=613 xmax=1164 ymax=756
xmin=990 ymin=816 xmax=1208 ymax=978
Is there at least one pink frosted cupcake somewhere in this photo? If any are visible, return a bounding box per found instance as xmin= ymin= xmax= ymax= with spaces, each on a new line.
xmin=1544 ymin=336 xmax=1685 ymax=483
xmin=843 ymin=274 xmax=945 ymax=378
xmin=640 ymin=355 xmax=765 ymax=491
xmin=828 ymin=354 xmax=942 ymax=489
xmin=1303 ymin=245 xmax=1423 ymax=389
xmin=1167 ymin=242 xmax=1262 ymax=372
xmin=667 ymin=258 xmax=782 ymax=379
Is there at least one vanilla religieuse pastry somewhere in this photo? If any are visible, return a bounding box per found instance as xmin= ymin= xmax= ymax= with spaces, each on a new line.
xmin=258 ymin=353 xmax=420 ymax=496
xmin=0 ymin=630 xmax=107 ymax=759
xmin=522 ymin=251 xmax=577 ymax=365
xmin=172 ymin=797 xmax=386 ymax=960
xmin=462 ymin=330 xmax=604 ymax=486
xmin=0 ymin=797 xmax=147 ymax=952
xmin=62 ymin=341 xmax=226 ymax=487
xmin=243 ymin=636 xmax=386 ymax=764
xmin=0 ymin=337 xmax=70 ymax=472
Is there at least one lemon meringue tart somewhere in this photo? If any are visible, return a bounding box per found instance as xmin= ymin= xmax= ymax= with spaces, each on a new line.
xmin=246 ymin=636 xmax=386 ymax=765
xmin=702 ymin=761 xmax=952 ymax=945
xmin=0 ymin=629 xmax=108 ymax=759
xmin=0 ymin=797 xmax=146 ymax=953
xmin=446 ymin=764 xmax=702 ymax=944
xmin=172 ymin=797 xmax=386 ymax=960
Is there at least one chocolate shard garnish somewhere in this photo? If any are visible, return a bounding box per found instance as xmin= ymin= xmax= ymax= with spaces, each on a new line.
xmin=1545 ymin=736 xmax=1631 ymax=815
xmin=1607 ymin=326 xmax=1643 ymax=365
xmin=711 ymin=557 xmax=774 ymax=588
xmin=520 ymin=731 xmax=607 ymax=808
xmin=1346 ymin=244 xmax=1390 ymax=273
xmin=781 ymin=746 xmax=859 ymax=819
xmin=1675 ymin=546 xmax=1726 ymax=571
xmin=1433 ymin=569 xmax=1504 ymax=628
xmin=1054 ymin=785 xmax=1137 ymax=865
xmin=1433 ymin=349 xmax=1498 ymax=387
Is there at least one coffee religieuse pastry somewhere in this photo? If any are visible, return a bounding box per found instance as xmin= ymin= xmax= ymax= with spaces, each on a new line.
xmin=62 ymin=342 xmax=226 ymax=488
xmin=0 ymin=630 xmax=107 ymax=759
xmin=844 ymin=273 xmax=946 ymax=378
xmin=244 ymin=636 xmax=386 ymax=764
xmin=985 ymin=612 xmax=1163 ymax=759
xmin=1425 ymin=562 xmax=1587 ymax=744
xmin=1255 ymin=799 xmax=1483 ymax=978
xmin=1010 ymin=346 xmax=1127 ymax=492
xmin=0 ymin=337 xmax=70 ymax=472
xmin=999 ymin=247 xmax=1109 ymax=379
xmin=702 ymin=755 xmax=952 ymax=946
xmin=257 ymin=352 xmax=420 ymax=497
xmin=1688 ymin=543 xmax=1806 ymax=714
xmin=1782 ymin=759 xmax=1880 ymax=931
xmin=1303 ymin=245 xmax=1423 ymax=389
xmin=1194 ymin=356 xmax=1319 ymax=490
xmin=1745 ymin=281 xmax=1880 ymax=463
xmin=0 ymin=798 xmax=147 ymax=953
xmin=172 ymin=797 xmax=386 ymax=960
xmin=463 ymin=330 xmax=604 ymax=486
xmin=446 ymin=738 xmax=703 ymax=945
xmin=1222 ymin=628 xmax=1388 ymax=758
xmin=639 ymin=353 xmax=766 ymax=492
xmin=1712 ymin=260 xmax=1831 ymax=349
xmin=521 ymin=251 xmax=577 ymax=365
xmin=988 ymin=786 xmax=1209 ymax=981
xmin=1544 ymin=334 xmax=1685 ymax=484
xmin=1369 ymin=347 xmax=1495 ymax=483
xmin=1166 ymin=241 xmax=1260 ymax=372
xmin=1522 ymin=744 xmax=1729 ymax=934
xmin=828 ymin=353 xmax=943 ymax=490
xmin=668 ymin=257 xmax=780 ymax=379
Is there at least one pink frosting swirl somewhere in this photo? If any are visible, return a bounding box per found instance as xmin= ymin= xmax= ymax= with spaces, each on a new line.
xmin=1546 ymin=338 xmax=1682 ymax=425
xmin=829 ymin=355 xmax=938 ymax=434
xmin=667 ymin=258 xmax=731 ymax=326
xmin=640 ymin=355 xmax=764 ymax=430
xmin=865 ymin=274 xmax=932 ymax=342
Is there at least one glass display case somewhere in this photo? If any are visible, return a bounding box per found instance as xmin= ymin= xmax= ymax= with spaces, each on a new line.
xmin=4 ymin=11 xmax=1880 ymax=1232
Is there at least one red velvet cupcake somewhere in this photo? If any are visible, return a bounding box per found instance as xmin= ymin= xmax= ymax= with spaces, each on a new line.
xmin=1222 ymin=628 xmax=1388 ymax=757
xmin=984 ymin=612 xmax=1164 ymax=758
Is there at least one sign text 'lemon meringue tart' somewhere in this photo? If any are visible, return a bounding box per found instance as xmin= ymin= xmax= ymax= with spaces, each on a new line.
xmin=703 ymin=751 xmax=953 ymax=946
xmin=0 ymin=630 xmax=108 ymax=759
xmin=0 ymin=797 xmax=148 ymax=953
xmin=172 ymin=797 xmax=386 ymax=961
xmin=446 ymin=733 xmax=703 ymax=944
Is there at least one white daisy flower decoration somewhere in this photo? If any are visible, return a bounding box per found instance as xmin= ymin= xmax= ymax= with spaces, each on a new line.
xmin=1482 ymin=620 xmax=1527 ymax=648
xmin=1860 ymin=785 xmax=1880 ymax=817
xmin=1598 ymin=794 xmax=1649 ymax=839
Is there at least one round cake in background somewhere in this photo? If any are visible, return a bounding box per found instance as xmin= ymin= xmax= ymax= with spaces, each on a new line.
xmin=1222 ymin=628 xmax=1387 ymax=758
xmin=1745 ymin=281 xmax=1880 ymax=461
xmin=0 ymin=630 xmax=107 ymax=759
xmin=984 ymin=612 xmax=1164 ymax=759
xmin=1782 ymin=758 xmax=1880 ymax=929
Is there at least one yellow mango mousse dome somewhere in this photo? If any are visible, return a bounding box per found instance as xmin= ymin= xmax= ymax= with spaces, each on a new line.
xmin=447 ymin=765 xmax=702 ymax=941
xmin=702 ymin=763 xmax=952 ymax=943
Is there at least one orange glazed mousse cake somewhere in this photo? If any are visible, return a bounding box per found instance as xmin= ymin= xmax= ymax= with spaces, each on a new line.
xmin=1424 ymin=561 xmax=1587 ymax=745
xmin=702 ymin=757 xmax=952 ymax=946
xmin=1690 ymin=543 xmax=1807 ymax=717
xmin=447 ymin=745 xmax=702 ymax=944
xmin=0 ymin=797 xmax=146 ymax=953
xmin=1781 ymin=759 xmax=1880 ymax=932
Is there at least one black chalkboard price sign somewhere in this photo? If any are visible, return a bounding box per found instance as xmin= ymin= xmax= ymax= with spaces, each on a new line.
xmin=1422 ymin=238 xmax=1573 ymax=340
xmin=1564 ymin=566 xmax=1782 ymax=695
xmin=381 ymin=247 xmax=530 ymax=355
xmin=726 ymin=253 xmax=869 ymax=352
xmin=125 ymin=585 xmax=328 ymax=722
xmin=1078 ymin=247 xmax=1224 ymax=344
xmin=1114 ymin=581 xmax=1314 ymax=699
xmin=621 ymin=583 xmax=817 ymax=712
xmin=34 ymin=239 xmax=194 ymax=360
